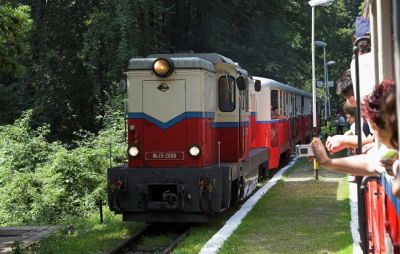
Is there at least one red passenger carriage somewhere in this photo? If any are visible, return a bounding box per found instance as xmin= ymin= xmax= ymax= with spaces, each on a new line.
xmin=252 ymin=77 xmax=313 ymax=169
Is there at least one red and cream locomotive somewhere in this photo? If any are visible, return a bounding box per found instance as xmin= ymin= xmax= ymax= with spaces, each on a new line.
xmin=107 ymin=53 xmax=314 ymax=222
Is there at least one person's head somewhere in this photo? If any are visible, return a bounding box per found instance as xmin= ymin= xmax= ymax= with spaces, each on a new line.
xmin=336 ymin=69 xmax=356 ymax=106
xmin=362 ymin=79 xmax=397 ymax=149
xmin=358 ymin=40 xmax=371 ymax=55
xmin=343 ymin=102 xmax=355 ymax=124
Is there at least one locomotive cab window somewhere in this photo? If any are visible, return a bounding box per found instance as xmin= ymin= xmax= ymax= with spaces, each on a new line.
xmin=219 ymin=75 xmax=236 ymax=112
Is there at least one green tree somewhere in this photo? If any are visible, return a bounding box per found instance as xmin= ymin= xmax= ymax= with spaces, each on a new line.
xmin=0 ymin=4 xmax=32 ymax=123
xmin=0 ymin=4 xmax=31 ymax=80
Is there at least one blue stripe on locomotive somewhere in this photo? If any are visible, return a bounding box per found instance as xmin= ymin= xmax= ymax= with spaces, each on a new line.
xmin=127 ymin=112 xmax=250 ymax=129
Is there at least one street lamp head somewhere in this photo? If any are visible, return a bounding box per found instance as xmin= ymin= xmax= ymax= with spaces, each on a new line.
xmin=315 ymin=40 xmax=327 ymax=47
xmin=327 ymin=60 xmax=336 ymax=66
xmin=308 ymin=0 xmax=335 ymax=7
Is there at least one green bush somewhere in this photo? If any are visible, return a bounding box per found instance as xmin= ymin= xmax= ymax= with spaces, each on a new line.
xmin=0 ymin=172 xmax=41 ymax=225
xmin=0 ymin=110 xmax=55 ymax=175
xmin=0 ymin=104 xmax=126 ymax=225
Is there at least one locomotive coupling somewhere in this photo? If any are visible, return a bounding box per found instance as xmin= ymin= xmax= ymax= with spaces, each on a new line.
xmin=162 ymin=190 xmax=178 ymax=206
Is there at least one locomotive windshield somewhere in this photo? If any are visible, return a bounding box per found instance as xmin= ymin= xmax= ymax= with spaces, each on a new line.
xmin=218 ymin=75 xmax=236 ymax=112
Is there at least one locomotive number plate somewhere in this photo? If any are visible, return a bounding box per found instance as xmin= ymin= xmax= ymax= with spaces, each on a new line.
xmin=145 ymin=152 xmax=185 ymax=160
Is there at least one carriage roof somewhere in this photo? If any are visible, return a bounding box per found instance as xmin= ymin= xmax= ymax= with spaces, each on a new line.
xmin=253 ymin=76 xmax=311 ymax=98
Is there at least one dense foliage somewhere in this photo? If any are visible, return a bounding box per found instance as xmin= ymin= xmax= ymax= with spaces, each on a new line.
xmin=0 ymin=97 xmax=125 ymax=225
xmin=1 ymin=0 xmax=358 ymax=140
xmin=0 ymin=4 xmax=31 ymax=123
xmin=0 ymin=0 xmax=360 ymax=225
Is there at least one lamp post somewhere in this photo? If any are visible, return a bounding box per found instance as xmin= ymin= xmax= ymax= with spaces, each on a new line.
xmin=315 ymin=40 xmax=327 ymax=120
xmin=309 ymin=0 xmax=334 ymax=181
xmin=326 ymin=60 xmax=335 ymax=118
xmin=309 ymin=0 xmax=335 ymax=130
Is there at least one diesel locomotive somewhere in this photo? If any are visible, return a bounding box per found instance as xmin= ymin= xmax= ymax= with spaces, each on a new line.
xmin=107 ymin=53 xmax=314 ymax=222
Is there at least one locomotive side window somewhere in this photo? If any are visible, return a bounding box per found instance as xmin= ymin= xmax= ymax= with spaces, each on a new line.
xmin=219 ymin=75 xmax=236 ymax=112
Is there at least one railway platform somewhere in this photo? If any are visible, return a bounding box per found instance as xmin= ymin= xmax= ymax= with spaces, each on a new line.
xmin=196 ymin=157 xmax=357 ymax=254
xmin=0 ymin=226 xmax=60 ymax=253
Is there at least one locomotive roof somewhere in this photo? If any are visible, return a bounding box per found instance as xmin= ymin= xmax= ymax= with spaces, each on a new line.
xmin=128 ymin=56 xmax=215 ymax=73
xmin=253 ymin=76 xmax=311 ymax=98
xmin=128 ymin=53 xmax=248 ymax=74
xmin=148 ymin=53 xmax=235 ymax=65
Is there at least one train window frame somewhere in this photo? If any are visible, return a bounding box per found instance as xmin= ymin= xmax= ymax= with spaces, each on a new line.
xmin=286 ymin=92 xmax=289 ymax=116
xmin=218 ymin=75 xmax=236 ymax=112
xmin=271 ymin=89 xmax=279 ymax=118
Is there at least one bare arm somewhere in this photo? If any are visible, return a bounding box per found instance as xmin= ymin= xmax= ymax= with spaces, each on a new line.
xmin=326 ymin=135 xmax=374 ymax=153
xmin=311 ymin=138 xmax=379 ymax=176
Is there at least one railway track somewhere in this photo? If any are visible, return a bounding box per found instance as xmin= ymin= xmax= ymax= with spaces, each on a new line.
xmin=108 ymin=223 xmax=190 ymax=254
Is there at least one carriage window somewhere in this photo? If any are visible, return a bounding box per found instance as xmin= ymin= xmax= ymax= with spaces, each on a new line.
xmin=271 ymin=90 xmax=278 ymax=109
xmin=219 ymin=75 xmax=236 ymax=112
xmin=271 ymin=90 xmax=279 ymax=117
xmin=285 ymin=92 xmax=289 ymax=115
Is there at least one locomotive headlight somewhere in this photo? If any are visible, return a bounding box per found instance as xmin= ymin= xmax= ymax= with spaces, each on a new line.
xmin=152 ymin=58 xmax=174 ymax=77
xmin=128 ymin=146 xmax=139 ymax=157
xmin=189 ymin=145 xmax=201 ymax=157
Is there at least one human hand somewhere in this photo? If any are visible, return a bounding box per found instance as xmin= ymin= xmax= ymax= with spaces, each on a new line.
xmin=310 ymin=138 xmax=331 ymax=166
xmin=380 ymin=150 xmax=398 ymax=176
xmin=362 ymin=143 xmax=375 ymax=154
xmin=325 ymin=135 xmax=347 ymax=154
xmin=381 ymin=158 xmax=397 ymax=176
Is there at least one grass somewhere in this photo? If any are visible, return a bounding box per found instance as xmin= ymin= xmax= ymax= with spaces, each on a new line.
xmin=30 ymin=208 xmax=145 ymax=254
xmin=171 ymin=208 xmax=238 ymax=254
xmin=31 ymin=158 xmax=353 ymax=254
xmin=217 ymin=158 xmax=352 ymax=254
xmin=28 ymin=205 xmax=238 ymax=254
